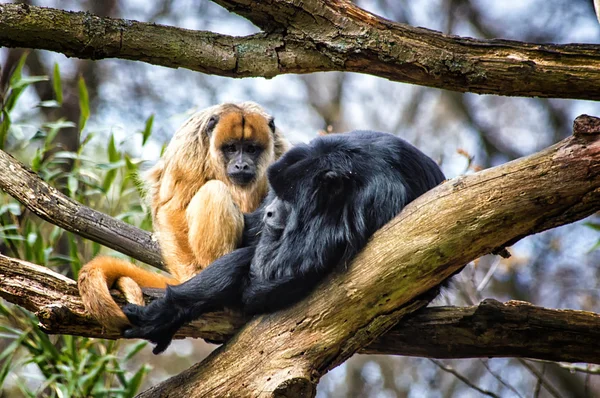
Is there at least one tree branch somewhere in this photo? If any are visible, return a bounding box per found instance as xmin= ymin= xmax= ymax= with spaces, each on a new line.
xmin=366 ymin=299 xmax=600 ymax=364
xmin=1 ymin=253 xmax=599 ymax=365
xmin=0 ymin=150 xmax=164 ymax=270
xmin=2 ymin=2 xmax=600 ymax=100
xmin=135 ymin=115 xmax=600 ymax=397
xmin=2 ymin=114 xmax=600 ymax=396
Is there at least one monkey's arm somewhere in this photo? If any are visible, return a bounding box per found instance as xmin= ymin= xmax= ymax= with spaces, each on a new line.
xmin=241 ymin=206 xmax=266 ymax=247
xmin=242 ymin=272 xmax=324 ymax=314
xmin=184 ymin=180 xmax=245 ymax=279
xmin=122 ymin=246 xmax=255 ymax=354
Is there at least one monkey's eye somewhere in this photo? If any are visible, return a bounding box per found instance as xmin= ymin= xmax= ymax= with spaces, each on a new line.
xmin=268 ymin=118 xmax=275 ymax=133
xmin=246 ymin=145 xmax=257 ymax=154
xmin=206 ymin=115 xmax=219 ymax=133
xmin=223 ymin=144 xmax=237 ymax=154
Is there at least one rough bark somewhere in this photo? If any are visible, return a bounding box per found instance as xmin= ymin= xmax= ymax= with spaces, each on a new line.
xmin=2 ymin=2 xmax=600 ymax=100
xmin=0 ymin=150 xmax=164 ymax=270
xmin=365 ymin=299 xmax=600 ymax=364
xmin=133 ymin=115 xmax=600 ymax=397
xmin=2 ymin=253 xmax=600 ymax=365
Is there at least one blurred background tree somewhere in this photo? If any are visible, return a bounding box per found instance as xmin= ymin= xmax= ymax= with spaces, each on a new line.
xmin=1 ymin=0 xmax=600 ymax=397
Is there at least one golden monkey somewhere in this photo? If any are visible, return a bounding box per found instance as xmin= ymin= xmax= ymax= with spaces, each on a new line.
xmin=78 ymin=102 xmax=288 ymax=329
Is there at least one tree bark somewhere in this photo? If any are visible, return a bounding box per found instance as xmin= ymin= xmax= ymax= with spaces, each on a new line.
xmin=2 ymin=253 xmax=600 ymax=365
xmin=2 ymin=2 xmax=600 ymax=100
xmin=365 ymin=299 xmax=600 ymax=364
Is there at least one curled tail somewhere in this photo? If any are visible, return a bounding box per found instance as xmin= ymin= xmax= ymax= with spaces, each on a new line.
xmin=78 ymin=256 xmax=178 ymax=330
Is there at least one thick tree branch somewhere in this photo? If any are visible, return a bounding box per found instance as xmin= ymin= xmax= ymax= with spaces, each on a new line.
xmin=0 ymin=150 xmax=164 ymax=270
xmin=366 ymin=299 xmax=600 ymax=364
xmin=135 ymin=115 xmax=600 ymax=397
xmin=1 ymin=253 xmax=599 ymax=365
xmin=2 ymin=115 xmax=600 ymax=396
xmin=0 ymin=254 xmax=246 ymax=342
xmin=2 ymin=2 xmax=600 ymax=100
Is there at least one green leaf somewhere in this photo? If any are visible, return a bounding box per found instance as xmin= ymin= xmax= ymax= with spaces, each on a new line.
xmin=102 ymin=134 xmax=120 ymax=192
xmin=31 ymin=148 xmax=43 ymax=172
xmin=4 ymin=85 xmax=27 ymax=115
xmin=26 ymin=232 xmax=37 ymax=247
xmin=123 ymin=341 xmax=147 ymax=361
xmin=44 ymin=120 xmax=77 ymax=131
xmin=11 ymin=75 xmax=48 ymax=90
xmin=44 ymin=119 xmax=76 ymax=152
xmin=68 ymin=175 xmax=79 ymax=196
xmin=0 ymin=234 xmax=26 ymax=242
xmin=8 ymin=52 xmax=28 ymax=89
xmin=78 ymin=76 xmax=90 ymax=133
xmin=0 ymin=354 xmax=12 ymax=388
xmin=52 ymin=151 xmax=93 ymax=162
xmin=4 ymin=74 xmax=49 ymax=115
xmin=53 ymin=63 xmax=63 ymax=104
xmin=584 ymin=222 xmax=600 ymax=231
xmin=0 ymin=110 xmax=11 ymax=150
xmin=38 ymin=100 xmax=61 ymax=108
xmin=0 ymin=203 xmax=22 ymax=216
xmin=31 ymin=129 xmax=47 ymax=140
xmin=124 ymin=364 xmax=151 ymax=397
xmin=79 ymin=132 xmax=94 ymax=151
xmin=107 ymin=134 xmax=119 ymax=162
xmin=141 ymin=114 xmax=154 ymax=146
xmin=103 ymin=169 xmax=117 ymax=193
xmin=96 ymin=160 xmax=126 ymax=171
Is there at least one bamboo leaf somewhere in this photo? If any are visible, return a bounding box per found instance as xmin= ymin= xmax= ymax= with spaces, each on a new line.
xmin=53 ymin=63 xmax=63 ymax=104
xmin=77 ymin=76 xmax=90 ymax=132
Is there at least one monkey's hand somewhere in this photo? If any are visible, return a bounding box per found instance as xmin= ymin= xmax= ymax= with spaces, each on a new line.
xmin=122 ymin=297 xmax=188 ymax=355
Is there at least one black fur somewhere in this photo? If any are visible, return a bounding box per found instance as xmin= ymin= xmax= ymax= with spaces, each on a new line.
xmin=122 ymin=131 xmax=445 ymax=354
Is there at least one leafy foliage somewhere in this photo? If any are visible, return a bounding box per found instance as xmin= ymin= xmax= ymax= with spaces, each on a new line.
xmin=0 ymin=55 xmax=155 ymax=398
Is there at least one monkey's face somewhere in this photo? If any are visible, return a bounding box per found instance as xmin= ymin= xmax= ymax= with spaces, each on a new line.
xmin=221 ymin=140 xmax=264 ymax=186
xmin=263 ymin=197 xmax=290 ymax=231
xmin=207 ymin=108 xmax=276 ymax=187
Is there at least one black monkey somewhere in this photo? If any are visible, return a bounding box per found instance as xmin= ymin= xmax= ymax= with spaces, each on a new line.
xmin=123 ymin=130 xmax=445 ymax=354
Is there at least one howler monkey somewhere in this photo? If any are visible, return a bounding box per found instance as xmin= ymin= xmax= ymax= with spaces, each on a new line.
xmin=78 ymin=102 xmax=289 ymax=330
xmin=123 ymin=130 xmax=445 ymax=354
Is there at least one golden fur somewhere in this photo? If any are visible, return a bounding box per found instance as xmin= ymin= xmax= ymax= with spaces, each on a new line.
xmin=78 ymin=102 xmax=288 ymax=330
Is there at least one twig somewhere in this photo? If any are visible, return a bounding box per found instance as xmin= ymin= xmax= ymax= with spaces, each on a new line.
xmin=519 ymin=360 xmax=561 ymax=398
xmin=529 ymin=360 xmax=600 ymax=375
xmin=479 ymin=359 xmax=524 ymax=398
xmin=430 ymin=359 xmax=500 ymax=398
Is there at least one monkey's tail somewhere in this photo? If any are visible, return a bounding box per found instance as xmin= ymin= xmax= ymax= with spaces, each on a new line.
xmin=77 ymin=256 xmax=178 ymax=330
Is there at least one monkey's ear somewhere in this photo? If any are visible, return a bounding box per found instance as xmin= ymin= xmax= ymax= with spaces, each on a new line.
xmin=206 ymin=115 xmax=219 ymax=135
xmin=268 ymin=117 xmax=276 ymax=133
